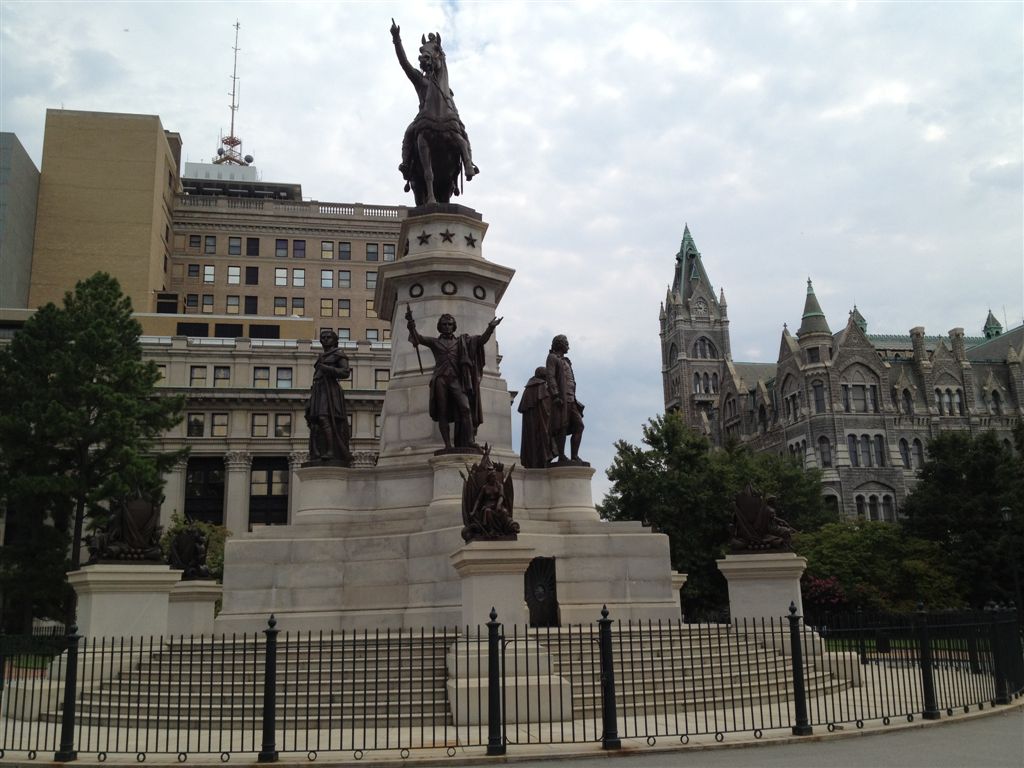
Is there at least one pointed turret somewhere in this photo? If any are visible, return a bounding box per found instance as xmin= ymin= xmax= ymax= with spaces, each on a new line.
xmin=850 ymin=305 xmax=867 ymax=334
xmin=719 ymin=287 xmax=727 ymax=308
xmin=984 ymin=310 xmax=1002 ymax=339
xmin=796 ymin=278 xmax=832 ymax=338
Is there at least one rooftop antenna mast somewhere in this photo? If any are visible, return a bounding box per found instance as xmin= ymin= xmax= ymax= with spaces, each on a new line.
xmin=214 ymin=20 xmax=253 ymax=166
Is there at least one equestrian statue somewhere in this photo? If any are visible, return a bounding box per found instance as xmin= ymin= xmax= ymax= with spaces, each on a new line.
xmin=391 ymin=19 xmax=479 ymax=205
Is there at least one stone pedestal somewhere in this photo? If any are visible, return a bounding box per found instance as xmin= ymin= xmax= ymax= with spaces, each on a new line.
xmin=671 ymin=571 xmax=688 ymax=618
xmin=716 ymin=551 xmax=806 ymax=624
xmin=68 ymin=564 xmax=182 ymax=638
xmin=168 ymin=580 xmax=222 ymax=636
xmin=450 ymin=540 xmax=536 ymax=628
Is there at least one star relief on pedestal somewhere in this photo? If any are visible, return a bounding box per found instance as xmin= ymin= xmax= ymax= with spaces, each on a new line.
xmin=417 ymin=230 xmax=431 ymax=245
xmin=464 ymin=233 xmax=478 ymax=248
xmin=440 ymin=229 xmax=455 ymax=243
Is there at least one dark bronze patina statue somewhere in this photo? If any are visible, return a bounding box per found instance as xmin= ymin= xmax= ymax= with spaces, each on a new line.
xmin=729 ymin=483 xmax=796 ymax=552
xmin=86 ymin=493 xmax=164 ymax=563
xmin=460 ymin=445 xmax=519 ymax=543
xmin=168 ymin=519 xmax=211 ymax=580
xmin=304 ymin=329 xmax=353 ymax=466
xmin=546 ymin=335 xmax=588 ymax=466
xmin=518 ymin=366 xmax=554 ymax=468
xmin=391 ymin=18 xmax=479 ymax=205
xmin=406 ymin=308 xmax=501 ymax=452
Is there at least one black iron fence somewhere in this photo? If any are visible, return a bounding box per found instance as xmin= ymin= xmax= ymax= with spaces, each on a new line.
xmin=0 ymin=605 xmax=1020 ymax=762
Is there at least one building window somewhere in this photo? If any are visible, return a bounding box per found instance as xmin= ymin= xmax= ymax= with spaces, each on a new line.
xmin=882 ymin=495 xmax=895 ymax=522
xmin=245 ymin=266 xmax=259 ymax=285
xmin=818 ymin=436 xmax=832 ymax=468
xmin=338 ymin=299 xmax=351 ymax=317
xmin=251 ymin=413 xmax=269 ymax=438
xmin=874 ymin=435 xmax=887 ymax=467
xmin=201 ymin=294 xmax=214 ymax=314
xmin=213 ymin=366 xmax=230 ymax=387
xmin=275 ymin=413 xmax=292 ymax=437
xmin=366 ymin=299 xmax=377 ymax=319
xmin=855 ymin=495 xmax=865 ymax=518
xmin=807 ymin=347 xmax=820 ymax=363
xmin=203 ymin=265 xmax=215 ymax=283
xmin=860 ymin=434 xmax=873 ymax=467
xmin=902 ymin=389 xmax=914 ymax=415
xmin=275 ymin=239 xmax=288 ymax=258
xmin=321 ymin=241 xmax=334 ymax=260
xmin=321 ymin=269 xmax=333 ymax=289
xmin=899 ymin=439 xmax=911 ymax=468
xmin=156 ymin=364 xmax=166 ymax=382
xmin=276 ymin=368 xmax=293 ymax=389
xmin=374 ymin=413 xmax=382 ymax=437
xmin=935 ymin=388 xmax=944 ymax=415
xmin=187 ymin=263 xmax=200 ymax=278
xmin=711 ymin=372 xmax=718 ymax=393
xmin=274 ymin=297 xmax=287 ymax=316
xmin=204 ymin=235 xmax=216 ymax=254
xmin=338 ymin=270 xmax=351 ymax=289
xmin=228 ymin=265 xmax=241 ymax=285
xmin=339 ymin=242 xmax=351 ymax=260
xmin=228 ymin=236 xmax=242 ymax=256
xmin=185 ymin=294 xmax=199 ymax=312
xmin=244 ymin=296 xmax=258 ymax=315
xmin=868 ymin=495 xmax=880 ymax=521
xmin=841 ymin=385 xmax=850 ymax=412
xmin=366 ymin=243 xmax=379 ymax=261
xmin=293 ymin=240 xmax=306 ymax=259
xmin=338 ymin=328 xmax=351 ymax=341
xmin=186 ymin=413 xmax=205 ymax=437
xmin=954 ymin=389 xmax=965 ymax=416
xmin=812 ymin=382 xmax=826 ymax=413
xmin=291 ymin=297 xmax=305 ymax=316
xmin=366 ymin=271 xmax=377 ymax=290
xmin=943 ymin=389 xmax=953 ymax=415
xmin=253 ymin=367 xmax=270 ymax=388
xmin=991 ymin=390 xmax=1003 ymax=415
xmin=375 ymin=369 xmax=390 ymax=390
xmin=913 ymin=438 xmax=925 ymax=468
xmin=851 ymin=385 xmax=866 ymax=413
xmin=320 ymin=299 xmax=333 ymax=317
xmin=383 ymin=243 xmax=396 ymax=262
xmin=292 ymin=269 xmax=305 ymax=287
xmin=847 ymin=435 xmax=859 ymax=467
xmin=211 ymin=413 xmax=228 ymax=437
xmin=367 ymin=329 xmax=380 ymax=342
xmin=189 ymin=235 xmax=201 ymax=249
xmin=246 ymin=237 xmax=260 ymax=256
xmin=226 ymin=295 xmax=240 ymax=314
xmin=275 ymin=268 xmax=288 ymax=286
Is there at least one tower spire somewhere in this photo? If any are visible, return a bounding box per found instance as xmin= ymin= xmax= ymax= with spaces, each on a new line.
xmin=213 ymin=21 xmax=252 ymax=166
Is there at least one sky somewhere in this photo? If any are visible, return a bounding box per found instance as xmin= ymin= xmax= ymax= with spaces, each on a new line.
xmin=2 ymin=1 xmax=1022 ymax=502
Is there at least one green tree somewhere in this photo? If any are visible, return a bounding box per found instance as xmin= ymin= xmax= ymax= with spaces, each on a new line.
xmin=901 ymin=430 xmax=1021 ymax=608
xmin=600 ymin=412 xmax=832 ymax=616
xmin=795 ymin=522 xmax=963 ymax=614
xmin=0 ymin=273 xmax=184 ymax=630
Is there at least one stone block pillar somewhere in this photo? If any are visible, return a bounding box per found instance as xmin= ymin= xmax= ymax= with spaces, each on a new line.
xmin=716 ymin=551 xmax=806 ymax=624
xmin=450 ymin=539 xmax=536 ymax=628
xmin=68 ymin=564 xmax=182 ymax=638
xmin=168 ymin=580 xmax=222 ymax=636
xmin=159 ymin=457 xmax=188 ymax=528
xmin=223 ymin=450 xmax=252 ymax=536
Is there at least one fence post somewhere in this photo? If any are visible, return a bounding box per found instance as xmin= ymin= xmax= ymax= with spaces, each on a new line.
xmin=915 ymin=606 xmax=940 ymax=719
xmin=988 ymin=606 xmax=1010 ymax=705
xmin=486 ymin=607 xmax=505 ymax=756
xmin=53 ymin=624 xmax=80 ymax=762
xmin=967 ymin=609 xmax=982 ymax=674
xmin=598 ymin=605 xmax=621 ymax=749
xmin=856 ymin=608 xmax=867 ymax=665
xmin=1008 ymin=603 xmax=1024 ymax=696
xmin=258 ymin=615 xmax=279 ymax=763
xmin=787 ymin=603 xmax=813 ymax=736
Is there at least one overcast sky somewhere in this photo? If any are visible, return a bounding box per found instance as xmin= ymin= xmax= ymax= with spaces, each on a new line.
xmin=2 ymin=1 xmax=1022 ymax=501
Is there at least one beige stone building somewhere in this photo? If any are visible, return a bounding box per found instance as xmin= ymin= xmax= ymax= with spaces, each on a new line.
xmin=3 ymin=108 xmax=407 ymax=536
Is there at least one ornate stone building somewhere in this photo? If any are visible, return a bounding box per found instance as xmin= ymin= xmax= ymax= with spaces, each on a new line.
xmin=660 ymin=226 xmax=1023 ymax=520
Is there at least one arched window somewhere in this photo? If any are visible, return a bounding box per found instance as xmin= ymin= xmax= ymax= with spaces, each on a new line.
xmin=758 ymin=404 xmax=768 ymax=433
xmin=695 ymin=339 xmax=706 ymax=358
xmin=668 ymin=343 xmax=678 ymax=362
xmin=899 ymin=439 xmax=911 ymax=469
xmin=848 ymin=435 xmax=860 ymax=467
xmin=818 ymin=436 xmax=832 ymax=468
xmin=902 ymin=389 xmax=914 ymax=416
xmin=703 ymin=372 xmax=710 ymax=394
xmin=860 ymin=435 xmax=873 ymax=467
xmin=882 ymin=495 xmax=895 ymax=522
xmin=812 ymin=381 xmax=826 ymax=413
xmin=694 ymin=373 xmax=702 ymax=393
xmin=943 ymin=389 xmax=953 ymax=415
xmin=954 ymin=389 xmax=965 ymax=416
xmin=823 ymin=495 xmax=839 ymax=516
xmin=869 ymin=495 xmax=880 ymax=521
xmin=935 ymin=388 xmax=943 ymax=415
xmin=991 ymin=391 xmax=1002 ymax=416
xmin=874 ymin=435 xmax=887 ymax=467
xmin=855 ymin=495 xmax=866 ymax=518
xmin=913 ymin=438 xmax=925 ymax=468
xmin=712 ymin=373 xmax=719 ymax=393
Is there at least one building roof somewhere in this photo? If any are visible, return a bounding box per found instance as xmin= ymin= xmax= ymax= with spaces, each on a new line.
xmin=733 ymin=361 xmax=777 ymax=387
xmin=796 ymin=279 xmax=831 ymax=337
xmin=966 ymin=323 xmax=1024 ymax=362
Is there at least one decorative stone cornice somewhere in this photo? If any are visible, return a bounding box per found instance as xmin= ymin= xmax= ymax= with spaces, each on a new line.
xmin=223 ymin=451 xmax=252 ymax=470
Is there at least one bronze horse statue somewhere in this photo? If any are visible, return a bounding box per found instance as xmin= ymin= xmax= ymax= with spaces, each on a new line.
xmin=391 ymin=20 xmax=479 ymax=205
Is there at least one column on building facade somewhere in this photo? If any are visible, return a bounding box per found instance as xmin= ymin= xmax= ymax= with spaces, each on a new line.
xmin=287 ymin=450 xmax=309 ymax=524
xmin=159 ymin=457 xmax=189 ymax=528
xmin=223 ymin=451 xmax=252 ymax=536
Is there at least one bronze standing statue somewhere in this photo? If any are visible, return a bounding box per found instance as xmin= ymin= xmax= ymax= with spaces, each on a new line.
xmin=391 ymin=18 xmax=479 ymax=205
xmin=518 ymin=366 xmax=554 ymax=468
xmin=305 ymin=329 xmax=353 ymax=466
xmin=546 ymin=335 xmax=588 ymax=465
xmin=407 ymin=308 xmax=501 ymax=452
